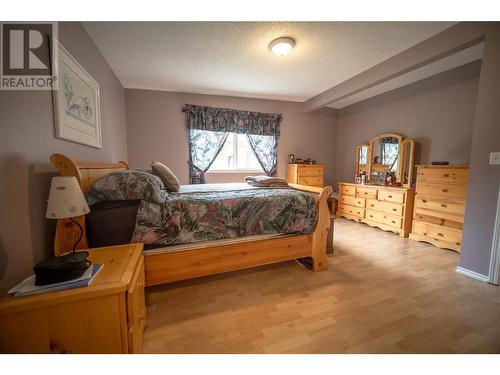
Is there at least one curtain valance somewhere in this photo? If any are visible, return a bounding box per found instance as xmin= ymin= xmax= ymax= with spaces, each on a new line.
xmin=183 ymin=104 xmax=282 ymax=137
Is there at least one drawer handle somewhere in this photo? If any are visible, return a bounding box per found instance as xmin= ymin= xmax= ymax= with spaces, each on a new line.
xmin=138 ymin=312 xmax=146 ymax=321
xmin=443 ymin=174 xmax=449 ymax=177
xmin=422 ymin=199 xmax=427 ymax=203
xmin=442 ymin=189 xmax=449 ymax=193
xmin=371 ymin=204 xmax=375 ymax=207
xmin=391 ymin=220 xmax=396 ymax=224
xmin=369 ymin=215 xmax=373 ymax=218
xmin=437 ymin=233 xmax=444 ymax=237
xmin=441 ymin=204 xmax=447 ymax=208
xmin=387 ymin=195 xmax=393 ymax=198
xmin=392 ymin=208 xmax=397 ymax=212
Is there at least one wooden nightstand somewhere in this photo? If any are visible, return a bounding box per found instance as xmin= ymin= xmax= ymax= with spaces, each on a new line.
xmin=0 ymin=243 xmax=146 ymax=354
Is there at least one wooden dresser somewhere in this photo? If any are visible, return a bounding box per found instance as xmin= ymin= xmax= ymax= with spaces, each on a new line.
xmin=286 ymin=163 xmax=324 ymax=187
xmin=0 ymin=244 xmax=146 ymax=353
xmin=337 ymin=183 xmax=415 ymax=237
xmin=409 ymin=165 xmax=469 ymax=252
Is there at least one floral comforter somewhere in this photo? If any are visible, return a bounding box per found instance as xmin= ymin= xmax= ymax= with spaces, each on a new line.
xmin=131 ymin=188 xmax=318 ymax=246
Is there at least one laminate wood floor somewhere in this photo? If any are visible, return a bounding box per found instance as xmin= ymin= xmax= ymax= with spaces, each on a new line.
xmin=143 ymin=218 xmax=500 ymax=353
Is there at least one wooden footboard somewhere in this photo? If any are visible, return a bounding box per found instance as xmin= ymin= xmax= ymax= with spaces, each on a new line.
xmin=50 ymin=153 xmax=332 ymax=286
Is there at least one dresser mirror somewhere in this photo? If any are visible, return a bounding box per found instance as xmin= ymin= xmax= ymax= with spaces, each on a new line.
xmin=401 ymin=138 xmax=415 ymax=187
xmin=368 ymin=133 xmax=403 ymax=184
xmin=355 ymin=144 xmax=369 ymax=176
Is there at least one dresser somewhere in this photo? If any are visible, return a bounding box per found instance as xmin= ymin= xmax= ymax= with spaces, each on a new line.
xmin=337 ymin=183 xmax=415 ymax=237
xmin=409 ymin=165 xmax=469 ymax=252
xmin=286 ymin=163 xmax=324 ymax=187
xmin=0 ymin=244 xmax=146 ymax=353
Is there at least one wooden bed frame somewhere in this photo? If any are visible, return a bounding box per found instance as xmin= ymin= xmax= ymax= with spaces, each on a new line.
xmin=50 ymin=153 xmax=332 ymax=286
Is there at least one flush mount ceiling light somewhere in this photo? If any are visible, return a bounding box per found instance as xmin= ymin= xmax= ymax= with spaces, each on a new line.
xmin=269 ymin=37 xmax=295 ymax=56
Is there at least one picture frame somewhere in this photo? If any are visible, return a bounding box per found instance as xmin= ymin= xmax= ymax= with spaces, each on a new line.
xmin=53 ymin=43 xmax=102 ymax=148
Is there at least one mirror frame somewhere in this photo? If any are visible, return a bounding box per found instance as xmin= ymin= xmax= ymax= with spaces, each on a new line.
xmin=368 ymin=133 xmax=403 ymax=181
xmin=355 ymin=144 xmax=370 ymax=177
xmin=401 ymin=138 xmax=415 ymax=188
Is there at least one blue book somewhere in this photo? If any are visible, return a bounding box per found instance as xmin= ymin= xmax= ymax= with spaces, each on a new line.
xmin=9 ymin=264 xmax=103 ymax=297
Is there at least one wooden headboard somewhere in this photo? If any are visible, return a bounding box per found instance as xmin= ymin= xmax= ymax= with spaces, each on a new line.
xmin=50 ymin=153 xmax=130 ymax=192
xmin=50 ymin=153 xmax=130 ymax=255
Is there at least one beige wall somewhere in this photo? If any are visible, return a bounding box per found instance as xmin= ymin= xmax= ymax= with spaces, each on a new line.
xmin=125 ymin=90 xmax=337 ymax=186
xmin=335 ymin=61 xmax=480 ymax=186
xmin=0 ymin=22 xmax=127 ymax=294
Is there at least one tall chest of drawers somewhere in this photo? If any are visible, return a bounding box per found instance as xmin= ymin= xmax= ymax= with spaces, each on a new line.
xmin=286 ymin=164 xmax=324 ymax=187
xmin=337 ymin=183 xmax=415 ymax=237
xmin=409 ymin=165 xmax=469 ymax=252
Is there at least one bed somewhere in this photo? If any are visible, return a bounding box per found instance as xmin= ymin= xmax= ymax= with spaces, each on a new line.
xmin=49 ymin=153 xmax=332 ymax=286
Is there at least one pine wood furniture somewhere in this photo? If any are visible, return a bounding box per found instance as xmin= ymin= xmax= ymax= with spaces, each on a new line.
xmin=0 ymin=243 xmax=146 ymax=354
xmin=49 ymin=153 xmax=332 ymax=287
xmin=409 ymin=165 xmax=469 ymax=252
xmin=286 ymin=163 xmax=324 ymax=187
xmin=336 ymin=183 xmax=415 ymax=237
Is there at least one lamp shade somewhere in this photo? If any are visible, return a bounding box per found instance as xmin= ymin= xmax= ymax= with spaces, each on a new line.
xmin=46 ymin=176 xmax=90 ymax=219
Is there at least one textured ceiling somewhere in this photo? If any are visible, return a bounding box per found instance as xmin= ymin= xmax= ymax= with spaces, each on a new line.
xmin=83 ymin=22 xmax=456 ymax=102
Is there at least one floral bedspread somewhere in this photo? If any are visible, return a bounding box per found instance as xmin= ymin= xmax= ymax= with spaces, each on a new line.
xmin=131 ymin=188 xmax=318 ymax=246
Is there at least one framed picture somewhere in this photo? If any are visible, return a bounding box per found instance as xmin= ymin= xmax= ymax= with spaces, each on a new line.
xmin=53 ymin=43 xmax=102 ymax=148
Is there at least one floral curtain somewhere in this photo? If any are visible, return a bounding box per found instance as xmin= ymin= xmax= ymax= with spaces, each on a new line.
xmin=184 ymin=104 xmax=282 ymax=183
xmin=183 ymin=104 xmax=281 ymax=137
xmin=188 ymin=129 xmax=229 ymax=184
xmin=246 ymin=134 xmax=278 ymax=176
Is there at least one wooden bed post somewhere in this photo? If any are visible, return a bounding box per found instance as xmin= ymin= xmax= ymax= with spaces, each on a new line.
xmin=289 ymin=184 xmax=332 ymax=271
xmin=311 ymin=186 xmax=332 ymax=271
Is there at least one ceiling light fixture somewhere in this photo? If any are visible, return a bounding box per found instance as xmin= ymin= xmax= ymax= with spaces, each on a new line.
xmin=269 ymin=37 xmax=295 ymax=57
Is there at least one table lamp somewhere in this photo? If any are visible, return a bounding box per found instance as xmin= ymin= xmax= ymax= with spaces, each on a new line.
xmin=46 ymin=176 xmax=90 ymax=253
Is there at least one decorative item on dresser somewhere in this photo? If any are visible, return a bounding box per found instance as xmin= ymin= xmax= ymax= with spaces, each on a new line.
xmin=337 ymin=183 xmax=415 ymax=237
xmin=409 ymin=165 xmax=469 ymax=252
xmin=0 ymin=244 xmax=146 ymax=354
xmin=286 ymin=163 xmax=324 ymax=187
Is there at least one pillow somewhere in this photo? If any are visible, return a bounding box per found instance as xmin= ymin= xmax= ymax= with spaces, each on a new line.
xmin=151 ymin=161 xmax=180 ymax=192
xmin=86 ymin=170 xmax=165 ymax=206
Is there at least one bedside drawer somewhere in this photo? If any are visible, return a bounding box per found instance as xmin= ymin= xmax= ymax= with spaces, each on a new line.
xmin=416 ymin=182 xmax=467 ymax=199
xmin=340 ymin=185 xmax=356 ymax=196
xmin=417 ymin=168 xmax=468 ymax=185
xmin=127 ymin=258 xmax=146 ymax=354
xmin=366 ymin=199 xmax=403 ymax=216
xmin=340 ymin=195 xmax=365 ymax=208
xmin=297 ymin=165 xmax=324 ymax=177
xmin=412 ymin=221 xmax=463 ymax=246
xmin=377 ymin=190 xmax=405 ymax=203
xmin=297 ymin=176 xmax=323 ymax=186
xmin=356 ymin=187 xmax=377 ymax=199
xmin=338 ymin=204 xmax=365 ymax=218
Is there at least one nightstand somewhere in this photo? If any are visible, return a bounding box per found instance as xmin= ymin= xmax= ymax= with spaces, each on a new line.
xmin=0 ymin=243 xmax=146 ymax=353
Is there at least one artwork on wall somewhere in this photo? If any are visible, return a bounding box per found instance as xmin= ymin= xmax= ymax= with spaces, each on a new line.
xmin=53 ymin=43 xmax=102 ymax=148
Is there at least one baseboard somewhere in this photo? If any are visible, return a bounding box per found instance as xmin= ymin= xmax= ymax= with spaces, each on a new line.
xmin=455 ymin=266 xmax=489 ymax=283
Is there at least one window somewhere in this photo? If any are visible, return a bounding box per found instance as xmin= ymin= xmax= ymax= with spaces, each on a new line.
xmin=209 ymin=132 xmax=263 ymax=172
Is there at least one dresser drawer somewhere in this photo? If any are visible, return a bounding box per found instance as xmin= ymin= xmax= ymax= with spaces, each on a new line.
xmin=417 ymin=168 xmax=468 ymax=185
xmin=365 ymin=209 xmax=402 ymax=229
xmin=356 ymin=187 xmax=377 ymax=199
xmin=416 ymin=182 xmax=467 ymax=199
xmin=413 ymin=211 xmax=463 ymax=230
xmin=339 ymin=204 xmax=365 ymax=218
xmin=412 ymin=221 xmax=463 ymax=246
xmin=414 ymin=196 xmax=466 ymax=216
xmin=366 ymin=199 xmax=403 ymax=216
xmin=377 ymin=189 xmax=405 ymax=203
xmin=297 ymin=176 xmax=323 ymax=187
xmin=297 ymin=165 xmax=324 ymax=177
xmin=340 ymin=185 xmax=356 ymax=196
xmin=340 ymin=195 xmax=365 ymax=208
